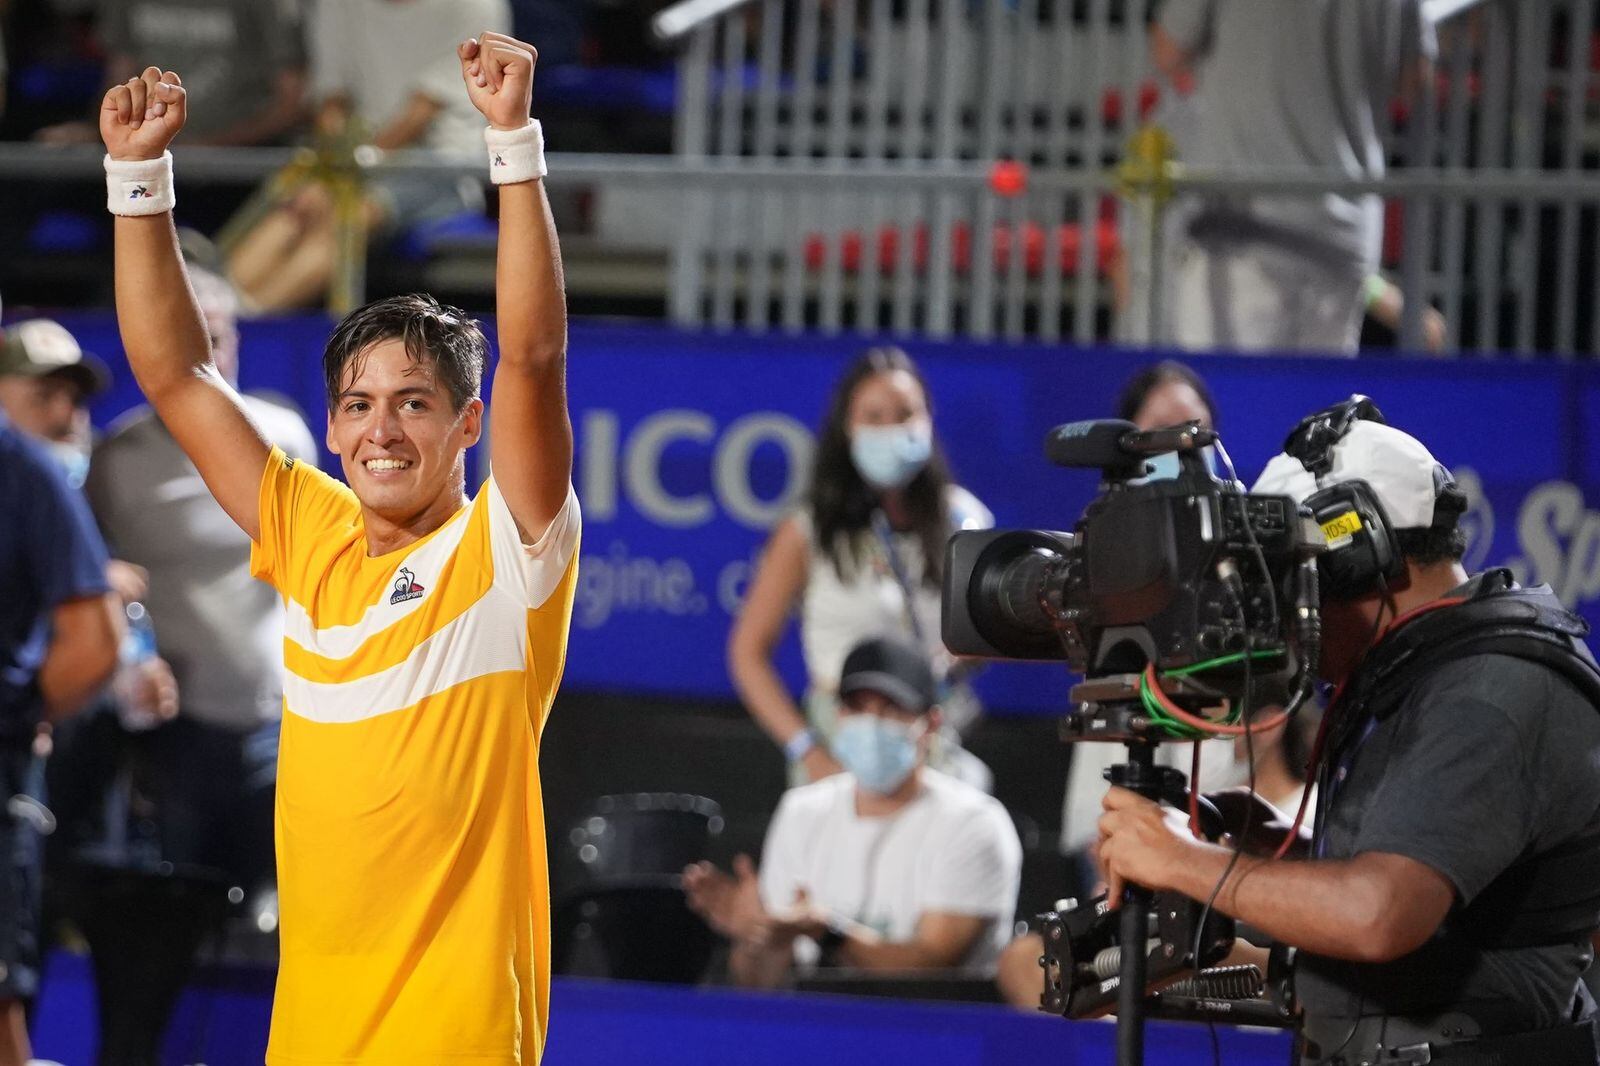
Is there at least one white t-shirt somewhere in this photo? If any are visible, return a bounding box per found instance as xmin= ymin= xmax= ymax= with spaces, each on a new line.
xmin=310 ymin=0 xmax=512 ymax=157
xmin=795 ymin=485 xmax=992 ymax=703
xmin=758 ymin=769 xmax=1022 ymax=975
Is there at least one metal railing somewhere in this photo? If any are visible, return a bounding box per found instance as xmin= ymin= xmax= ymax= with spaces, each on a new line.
xmin=654 ymin=0 xmax=1600 ymax=356
xmin=2 ymin=0 xmax=1597 ymax=356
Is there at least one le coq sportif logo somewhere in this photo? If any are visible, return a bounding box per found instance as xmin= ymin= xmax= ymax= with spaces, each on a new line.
xmin=391 ymin=567 xmax=427 ymax=606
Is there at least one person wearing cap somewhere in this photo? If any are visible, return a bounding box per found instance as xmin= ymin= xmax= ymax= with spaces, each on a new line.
xmin=46 ymin=266 xmax=317 ymax=1064
xmin=684 ymin=636 xmax=1022 ymax=989
xmin=0 ymin=319 xmax=113 ymax=489
xmin=1095 ymin=398 xmax=1600 ymax=1065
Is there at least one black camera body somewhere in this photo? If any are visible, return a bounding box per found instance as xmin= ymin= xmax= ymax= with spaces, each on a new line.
xmin=943 ymin=425 xmax=1317 ymax=708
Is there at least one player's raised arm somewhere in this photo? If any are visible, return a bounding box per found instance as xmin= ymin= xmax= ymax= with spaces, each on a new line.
xmin=459 ymin=33 xmax=573 ymax=541
xmin=101 ymin=67 xmax=272 ymax=541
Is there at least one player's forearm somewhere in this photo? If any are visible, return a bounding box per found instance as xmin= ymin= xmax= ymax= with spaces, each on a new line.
xmin=495 ymin=177 xmax=568 ymax=369
xmin=113 ymin=212 xmax=216 ymax=402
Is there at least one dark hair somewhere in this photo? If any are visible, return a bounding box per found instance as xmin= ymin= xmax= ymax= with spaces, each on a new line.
xmin=323 ymin=294 xmax=487 ymax=413
xmin=808 ymin=347 xmax=954 ymax=585
xmin=1116 ymin=360 xmax=1219 ymax=429
xmin=1396 ymin=525 xmax=1468 ymax=566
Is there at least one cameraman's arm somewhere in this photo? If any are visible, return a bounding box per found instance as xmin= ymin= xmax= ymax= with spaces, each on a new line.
xmin=1099 ymin=788 xmax=1454 ymax=963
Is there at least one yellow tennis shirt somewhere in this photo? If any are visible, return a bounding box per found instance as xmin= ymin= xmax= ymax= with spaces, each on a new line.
xmin=250 ymin=448 xmax=581 ymax=1065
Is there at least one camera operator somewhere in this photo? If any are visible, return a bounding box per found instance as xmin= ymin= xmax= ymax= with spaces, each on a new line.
xmin=1096 ymin=399 xmax=1600 ymax=1064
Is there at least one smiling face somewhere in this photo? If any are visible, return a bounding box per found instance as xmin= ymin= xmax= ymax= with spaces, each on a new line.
xmin=325 ymin=339 xmax=483 ymax=530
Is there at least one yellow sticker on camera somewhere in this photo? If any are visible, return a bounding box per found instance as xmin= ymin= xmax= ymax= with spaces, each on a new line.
xmin=1320 ymin=511 xmax=1363 ymax=547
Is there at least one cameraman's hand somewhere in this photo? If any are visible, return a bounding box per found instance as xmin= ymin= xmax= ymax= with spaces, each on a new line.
xmin=100 ymin=67 xmax=187 ymax=161
xmin=1097 ymin=786 xmax=1205 ymax=907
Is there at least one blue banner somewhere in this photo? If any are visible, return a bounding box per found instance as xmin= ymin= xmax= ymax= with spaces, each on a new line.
xmin=39 ymin=312 xmax=1600 ymax=714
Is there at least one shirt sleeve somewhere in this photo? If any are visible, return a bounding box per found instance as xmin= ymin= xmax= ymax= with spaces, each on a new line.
xmin=947 ymin=485 xmax=994 ymax=532
xmin=1157 ymin=0 xmax=1216 ymax=57
xmin=26 ymin=453 xmax=110 ymax=610
xmin=923 ymin=801 xmax=1023 ymax=918
xmin=484 ymin=479 xmax=581 ymax=611
xmin=250 ymin=446 xmax=359 ymax=595
xmin=1348 ymin=657 xmax=1547 ymax=906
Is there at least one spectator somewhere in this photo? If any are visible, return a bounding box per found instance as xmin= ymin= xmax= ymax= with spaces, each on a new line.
xmin=0 ymin=318 xmax=109 ymax=488
xmin=1150 ymin=0 xmax=1436 ymax=355
xmin=224 ymin=0 xmax=512 ymax=311
xmin=0 ymin=390 xmax=122 ymax=1066
xmin=33 ymin=0 xmax=307 ymax=147
xmin=728 ymin=346 xmax=994 ymax=791
xmin=51 ymin=267 xmax=316 ymax=1064
xmin=685 ymin=637 xmax=1022 ymax=988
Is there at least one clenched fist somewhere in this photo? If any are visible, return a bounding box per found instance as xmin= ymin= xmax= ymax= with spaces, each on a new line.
xmin=459 ymin=32 xmax=537 ymax=131
xmin=100 ymin=66 xmax=187 ymax=162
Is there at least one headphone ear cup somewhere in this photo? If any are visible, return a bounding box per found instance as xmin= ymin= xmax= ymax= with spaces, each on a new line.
xmin=1304 ymin=481 xmax=1403 ymax=599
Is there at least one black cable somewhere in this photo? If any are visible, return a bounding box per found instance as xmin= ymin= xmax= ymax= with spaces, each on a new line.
xmin=1189 ymin=441 xmax=1269 ymax=1066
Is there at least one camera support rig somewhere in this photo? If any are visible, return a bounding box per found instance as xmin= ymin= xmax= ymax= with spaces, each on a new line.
xmin=1040 ymin=675 xmax=1300 ymax=1066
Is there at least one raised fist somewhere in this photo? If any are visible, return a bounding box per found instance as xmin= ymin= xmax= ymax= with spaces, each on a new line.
xmin=459 ymin=32 xmax=536 ymax=131
xmin=100 ymin=67 xmax=187 ymax=162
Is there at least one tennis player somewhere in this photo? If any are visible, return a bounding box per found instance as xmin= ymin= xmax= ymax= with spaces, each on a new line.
xmin=100 ymin=31 xmax=578 ymax=1064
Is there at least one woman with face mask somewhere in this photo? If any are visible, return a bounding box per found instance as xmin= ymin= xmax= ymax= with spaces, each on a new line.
xmin=728 ymin=347 xmax=994 ymax=790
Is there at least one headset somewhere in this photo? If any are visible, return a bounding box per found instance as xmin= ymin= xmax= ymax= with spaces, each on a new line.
xmin=1282 ymin=395 xmax=1465 ymax=601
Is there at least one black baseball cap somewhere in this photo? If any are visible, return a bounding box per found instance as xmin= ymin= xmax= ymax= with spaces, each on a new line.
xmin=838 ymin=637 xmax=938 ymax=715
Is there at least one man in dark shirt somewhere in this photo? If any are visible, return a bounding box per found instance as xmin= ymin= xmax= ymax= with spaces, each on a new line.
xmin=1096 ymin=401 xmax=1600 ymax=1064
xmin=0 ymin=412 xmax=122 ymax=1065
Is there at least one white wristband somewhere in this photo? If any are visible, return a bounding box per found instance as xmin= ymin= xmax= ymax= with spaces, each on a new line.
xmin=105 ymin=152 xmax=176 ymax=216
xmin=484 ymin=121 xmax=547 ymax=185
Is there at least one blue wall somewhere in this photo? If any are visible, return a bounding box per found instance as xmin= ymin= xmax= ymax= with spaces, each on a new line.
xmin=31 ymin=950 xmax=1294 ymax=1066
xmin=48 ymin=312 xmax=1600 ymax=714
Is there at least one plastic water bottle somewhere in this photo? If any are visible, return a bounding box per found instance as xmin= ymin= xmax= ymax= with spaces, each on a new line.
xmin=116 ymin=601 xmax=163 ymax=732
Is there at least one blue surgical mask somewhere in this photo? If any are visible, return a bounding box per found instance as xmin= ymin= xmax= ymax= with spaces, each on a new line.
xmin=850 ymin=422 xmax=933 ymax=490
xmin=833 ymin=714 xmax=924 ymax=795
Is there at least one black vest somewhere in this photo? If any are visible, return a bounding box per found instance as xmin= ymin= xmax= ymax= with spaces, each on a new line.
xmin=1324 ymin=569 xmax=1600 ymax=950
